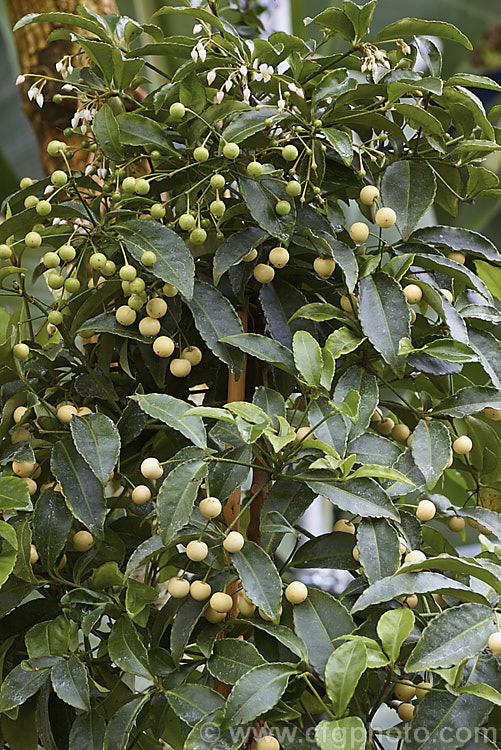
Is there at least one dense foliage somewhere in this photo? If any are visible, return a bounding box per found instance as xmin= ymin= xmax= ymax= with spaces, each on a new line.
xmin=1 ymin=1 xmax=501 ymax=748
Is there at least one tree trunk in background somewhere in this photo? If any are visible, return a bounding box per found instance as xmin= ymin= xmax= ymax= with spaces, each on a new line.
xmin=6 ymin=0 xmax=118 ymax=174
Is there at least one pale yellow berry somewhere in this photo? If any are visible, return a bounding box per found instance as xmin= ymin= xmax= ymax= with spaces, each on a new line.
xmin=145 ymin=298 xmax=168 ymax=319
xmin=181 ymin=346 xmax=202 ymax=366
xmin=375 ymin=207 xmax=397 ymax=228
xmin=285 ymin=581 xmax=308 ymax=604
xmin=205 ymin=606 xmax=226 ymax=623
xmin=352 ymin=545 xmax=360 ymax=562
xmin=57 ymin=404 xmax=78 ymax=424
xmin=223 ymin=531 xmax=245 ymax=553
xmin=410 ymin=308 xmax=417 ymax=323
xmin=186 ymin=540 xmax=208 ymax=561
xmin=340 ymin=294 xmax=357 ymax=313
xmin=394 ymin=681 xmax=416 ymax=702
xmin=243 ymin=249 xmax=258 ymax=262
xmin=253 ymin=263 xmax=275 ymax=284
xmin=190 ymin=580 xmax=211 ymax=601
xmin=392 ymin=423 xmax=410 ymax=442
xmin=415 ymin=682 xmax=433 ymax=701
xmin=170 ymin=358 xmax=192 ymax=377
xmin=371 ymin=408 xmax=382 ymax=423
xmin=30 ymin=544 xmax=39 ymax=565
xmin=140 ymin=457 xmax=163 ymax=479
xmin=23 ymin=477 xmax=37 ymax=496
xmin=349 ymin=222 xmax=369 ymax=243
xmin=13 ymin=406 xmax=28 ymax=424
xmin=210 ymin=592 xmax=233 ymax=613
xmin=359 ymin=185 xmax=380 ymax=205
xmin=447 ymin=516 xmax=465 ymax=532
xmin=139 ymin=317 xmax=161 ymax=337
xmin=115 ymin=305 xmax=136 ymax=326
xmin=269 ymin=247 xmax=289 ymax=268
xmin=294 ymin=426 xmax=315 ymax=443
xmin=153 ymin=336 xmax=175 ymax=358
xmin=483 ymin=407 xmax=501 ymax=421
xmin=447 ymin=251 xmax=465 ymax=264
xmin=333 ymin=519 xmax=355 ymax=534
xmin=77 ymin=407 xmax=93 ymax=416
xmin=377 ymin=417 xmax=395 ymax=436
xmin=258 ymin=607 xmax=282 ymax=621
xmin=440 ymin=288 xmax=454 ymax=303
xmin=399 ymin=538 xmax=407 ymax=556
xmin=405 ymin=594 xmax=418 ymax=609
xmin=238 ymin=593 xmax=256 ymax=616
xmin=453 ymin=436 xmax=472 ymax=455
xmin=12 ymin=460 xmax=36 ymax=478
xmin=313 ymin=257 xmax=336 ymax=279
xmin=398 ymin=703 xmax=415 ymax=722
xmin=11 ymin=428 xmax=30 ymax=444
xmin=403 ymin=284 xmax=422 ymax=304
xmin=131 ymin=485 xmax=151 ymax=505
xmin=488 ymin=632 xmax=501 ymax=657
xmin=256 ymin=738 xmax=280 ymax=750
xmin=416 ymin=500 xmax=436 ymax=522
xmin=73 ymin=530 xmax=94 ymax=552
xmin=199 ymin=497 xmax=222 ymax=518
xmin=405 ymin=550 xmax=426 ymax=564
xmin=168 ymin=577 xmax=190 ymax=598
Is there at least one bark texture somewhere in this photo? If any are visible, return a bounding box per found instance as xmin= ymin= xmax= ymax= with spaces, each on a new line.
xmin=6 ymin=0 xmax=118 ymax=173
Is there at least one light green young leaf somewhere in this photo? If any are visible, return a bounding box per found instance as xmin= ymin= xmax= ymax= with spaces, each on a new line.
xmin=325 ymin=639 xmax=367 ymax=717
xmin=377 ymin=609 xmax=415 ymax=664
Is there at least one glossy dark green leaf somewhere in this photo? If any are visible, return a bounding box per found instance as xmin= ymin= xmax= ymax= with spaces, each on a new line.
xmin=117 ymin=220 xmax=195 ymax=299
xmin=186 ymin=280 xmax=245 ymax=374
xmin=245 ymin=621 xmax=307 ymax=660
xmin=357 ymin=518 xmax=400 ymax=583
xmin=104 ymin=695 xmax=150 ymax=750
xmin=51 ymin=440 xmax=105 ymax=536
xmin=51 ymin=656 xmax=90 ymax=711
xmin=323 ymin=128 xmax=353 ymax=166
xmin=372 ymin=18 xmax=472 ymax=49
xmin=116 ymin=112 xmax=176 ymax=153
xmin=208 ymin=445 xmax=251 ymax=501
xmin=70 ymin=413 xmax=120 ymax=485
xmin=308 ymin=397 xmax=348 ymax=456
xmin=334 ymin=366 xmax=378 ymax=439
xmin=358 ymin=272 xmax=410 ymax=376
xmin=381 ymin=161 xmax=436 ymax=239
xmin=434 ymin=387 xmax=501 ymax=417
xmin=26 ymin=616 xmax=71 ymax=659
xmin=77 ymin=312 xmax=150 ymax=342
xmin=407 ymin=604 xmax=495 ymax=672
xmin=412 ymin=226 xmax=501 ymax=263
xmin=352 ymin=572 xmax=488 ymax=613
xmin=167 ymin=684 xmax=224 ymax=726
xmin=222 ymin=663 xmax=296 ymax=729
xmin=293 ymin=588 xmax=354 ymax=675
xmin=157 ymin=459 xmax=206 ymax=545
xmin=0 ymin=477 xmax=32 ymax=512
xmin=325 ymin=639 xmax=367 ymax=717
xmin=311 ymin=232 xmax=358 ymax=292
xmin=411 ymin=419 xmax=451 ymax=490
xmin=69 ymin=712 xmax=106 ymax=750
xmin=221 ymin=333 xmax=295 ymax=373
xmin=133 ymin=393 xmax=207 ymax=449
xmin=292 ymin=532 xmax=357 ymax=570
xmin=261 ymin=479 xmax=316 ymax=553
xmin=108 ymin=617 xmax=152 ymax=679
xmin=312 ymin=9 xmax=355 ymax=41
xmin=222 ymin=107 xmax=285 ymax=144
xmin=33 ymin=488 xmax=73 ymax=570
xmin=469 ymin=329 xmax=501 ymax=388
xmin=306 ymin=477 xmax=399 ymax=521
xmin=349 ymin=433 xmax=400 ymax=467
xmin=0 ymin=664 xmax=50 ymax=711
xmin=213 ymin=227 xmax=266 ymax=283
xmin=207 ymin=639 xmax=265 ymax=685
xmin=239 ymin=177 xmax=296 ymax=242
xmin=92 ymin=103 xmax=123 ymax=162
xmin=13 ymin=11 xmax=110 ymax=38
xmin=232 ymin=541 xmax=282 ymax=621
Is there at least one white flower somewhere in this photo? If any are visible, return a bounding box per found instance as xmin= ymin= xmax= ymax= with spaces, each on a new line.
xmin=67 ymin=63 xmax=74 ymax=75
xmin=243 ymin=87 xmax=251 ymax=102
xmin=97 ymin=168 xmax=108 ymax=179
xmin=191 ymin=48 xmax=198 ymax=63
xmin=207 ymin=69 xmax=216 ymax=85
xmin=277 ymin=98 xmax=286 ymax=109
xmin=193 ymin=23 xmax=203 ymax=34
xmin=15 ymin=75 xmax=25 ymax=86
xmin=288 ymin=82 xmax=297 ymax=93
xmin=254 ymin=63 xmax=274 ymax=83
xmin=36 ymin=93 xmax=44 ymax=108
xmin=239 ymin=65 xmax=248 ymax=77
xmin=44 ymin=185 xmax=55 ymax=195
xmin=199 ymin=46 xmax=207 ymax=63
xmin=216 ymin=90 xmax=224 ymax=104
xmin=52 ymin=218 xmax=61 ymax=225
xmin=225 ymin=78 xmax=233 ymax=92
xmin=27 ymin=85 xmax=38 ymax=101
xmin=61 ymin=84 xmax=74 ymax=92
xmin=55 ymin=61 xmax=63 ymax=73
xmin=85 ymin=164 xmax=94 ymax=176
xmin=296 ymin=88 xmax=304 ymax=98
xmin=71 ymin=113 xmax=80 ymax=129
xmin=81 ymin=124 xmax=87 ymax=134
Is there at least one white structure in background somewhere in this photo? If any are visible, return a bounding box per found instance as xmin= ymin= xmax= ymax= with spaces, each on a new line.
xmin=262 ymin=0 xmax=292 ymax=34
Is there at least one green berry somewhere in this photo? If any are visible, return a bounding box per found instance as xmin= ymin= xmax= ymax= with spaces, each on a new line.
xmin=129 ymin=277 xmax=145 ymax=294
xmin=151 ymin=204 xmax=166 ymax=220
xmin=24 ymin=195 xmax=39 ymax=209
xmin=285 ymin=180 xmax=301 ymax=197
xmin=63 ymin=127 xmax=73 ymax=138
xmin=46 ymin=140 xmax=64 ymax=157
xmin=47 ymin=273 xmax=64 ymax=290
xmin=275 ymin=200 xmax=291 ymax=216
xmin=43 ymin=252 xmax=60 ymax=269
xmin=120 ymin=265 xmax=137 ymax=281
xmin=222 ymin=142 xmax=240 ymax=160
xmin=36 ymin=200 xmax=52 ymax=216
xmin=210 ymin=174 xmax=225 ymax=190
xmin=121 ymin=280 xmax=132 ymax=295
xmin=282 ymin=144 xmax=298 ymax=161
xmin=150 ymin=150 xmax=161 ymax=161
xmin=313 ymin=119 xmax=323 ymax=128
xmin=190 ymin=227 xmax=207 ymax=245
xmin=89 ymin=253 xmax=107 ymax=270
xmin=163 ymin=283 xmax=178 ymax=297
xmin=169 ymin=102 xmax=186 ymax=120
xmin=193 ymin=146 xmax=209 ymax=162
xmin=58 ymin=244 xmax=76 ymax=262
xmin=246 ymin=161 xmax=263 ymax=178
xmin=13 ymin=343 xmax=29 ymax=361
xmin=19 ymin=177 xmax=34 ymax=189
xmin=51 ymin=170 xmax=68 ymax=187
xmin=179 ymin=213 xmax=196 ymax=231
xmin=48 ymin=310 xmax=63 ymax=325
xmin=111 ymin=192 xmax=122 ymax=204
xmin=135 ymin=179 xmax=150 ymax=195
xmin=65 ymin=277 xmax=81 ymax=292
xmin=25 ymin=232 xmax=42 ymax=249
xmin=142 ymin=251 xmax=157 ymax=266
xmin=102 ymin=260 xmax=116 ymax=276
xmin=52 ymin=94 xmax=63 ymax=104
xmin=0 ymin=244 xmax=12 ymax=260
xmin=210 ymin=200 xmax=226 ymax=218
xmin=128 ymin=294 xmax=144 ymax=310
xmin=122 ymin=177 xmax=136 ymax=193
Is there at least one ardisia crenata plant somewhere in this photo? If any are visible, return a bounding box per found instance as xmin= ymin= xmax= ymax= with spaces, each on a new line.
xmin=1 ymin=1 xmax=501 ymax=748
